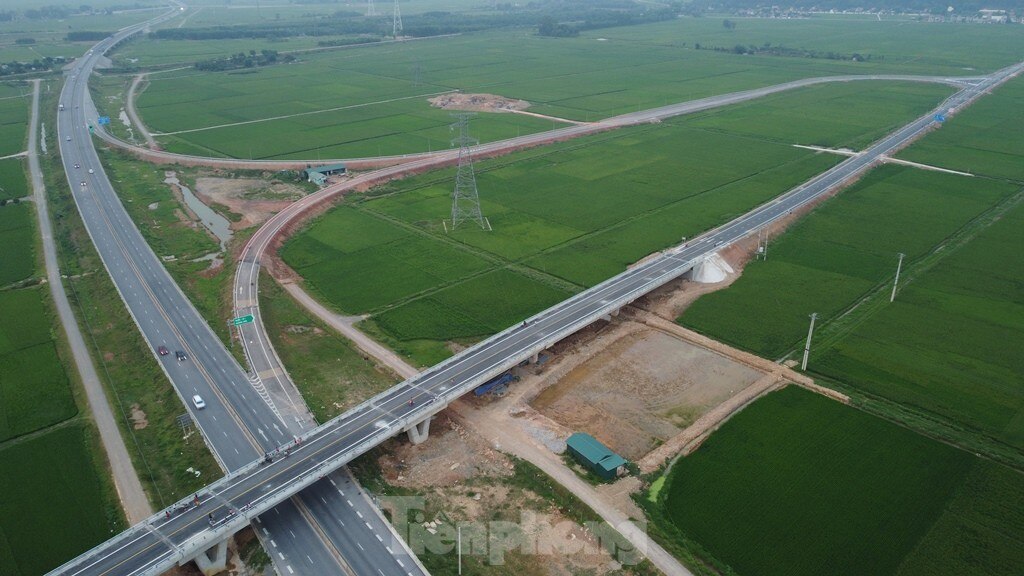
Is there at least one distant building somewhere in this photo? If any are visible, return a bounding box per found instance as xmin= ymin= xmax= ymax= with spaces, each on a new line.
xmin=302 ymin=163 xmax=346 ymax=187
xmin=565 ymin=432 xmax=627 ymax=480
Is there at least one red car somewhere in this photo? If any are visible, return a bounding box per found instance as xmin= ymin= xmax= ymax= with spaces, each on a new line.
xmin=157 ymin=345 xmax=169 ymax=356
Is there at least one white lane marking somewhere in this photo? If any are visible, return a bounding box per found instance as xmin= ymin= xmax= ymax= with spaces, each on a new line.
xmin=286 ymin=566 xmax=293 ymax=574
xmin=356 ymin=510 xmax=362 ymax=518
xmin=346 ymin=500 xmax=353 ymax=507
xmin=386 ymin=547 xmax=392 ymax=554
xmin=306 ymin=555 xmax=313 ymax=564
xmin=375 ymin=533 xmax=382 ymax=542
xmin=261 ymin=527 xmax=268 ymax=534
xmin=378 ymin=569 xmax=385 ymax=576
xmin=356 ymin=542 xmax=364 ymax=551
xmin=320 ymin=496 xmax=327 ymax=504
xmin=329 ymin=478 xmax=336 ymax=487
xmin=270 ymin=540 xmax=277 ymax=548
xmin=277 ymin=553 xmax=284 ymax=560
xmin=397 ymin=559 xmax=404 ymax=567
xmin=289 ymin=530 xmax=296 ymax=538
xmin=339 ymin=490 xmax=345 ymax=496
xmin=338 ymin=519 xmax=345 ymax=527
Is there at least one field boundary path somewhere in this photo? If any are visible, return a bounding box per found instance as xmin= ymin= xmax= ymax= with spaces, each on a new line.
xmin=26 ymin=79 xmax=152 ymax=523
xmin=126 ymin=73 xmax=158 ymax=150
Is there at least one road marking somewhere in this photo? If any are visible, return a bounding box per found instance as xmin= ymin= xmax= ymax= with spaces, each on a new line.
xmin=289 ymin=530 xmax=296 ymax=538
xmin=270 ymin=540 xmax=277 ymax=548
xmin=356 ymin=510 xmax=363 ymax=518
xmin=375 ymin=533 xmax=383 ymax=542
xmin=347 ymin=499 xmax=353 ymax=507
xmin=397 ymin=559 xmax=404 ymax=567
xmin=278 ymin=553 xmax=284 ymax=560
xmin=329 ymin=478 xmax=336 ymax=487
xmin=386 ymin=547 xmax=392 ymax=553
xmin=306 ymin=555 xmax=313 ymax=564
xmin=338 ymin=519 xmax=345 ymax=527
xmin=320 ymin=496 xmax=327 ymax=504
xmin=339 ymin=490 xmax=345 ymax=496
xmin=286 ymin=566 xmax=293 ymax=574
xmin=356 ymin=542 xmax=364 ymax=551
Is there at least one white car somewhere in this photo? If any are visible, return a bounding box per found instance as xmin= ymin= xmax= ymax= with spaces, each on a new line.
xmin=192 ymin=395 xmax=206 ymax=409
xmin=88 ymin=168 xmax=94 ymax=174
xmin=66 ymin=136 xmax=71 ymax=141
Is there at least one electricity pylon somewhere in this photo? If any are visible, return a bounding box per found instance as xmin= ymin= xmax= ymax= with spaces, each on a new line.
xmin=448 ymin=113 xmax=489 ymax=231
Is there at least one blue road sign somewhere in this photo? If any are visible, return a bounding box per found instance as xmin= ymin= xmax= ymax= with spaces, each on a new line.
xmin=98 ymin=116 xmax=111 ymax=125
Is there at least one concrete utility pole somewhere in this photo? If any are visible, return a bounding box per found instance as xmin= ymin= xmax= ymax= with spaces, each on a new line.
xmin=801 ymin=312 xmax=818 ymax=371
xmin=890 ymin=252 xmax=906 ymax=302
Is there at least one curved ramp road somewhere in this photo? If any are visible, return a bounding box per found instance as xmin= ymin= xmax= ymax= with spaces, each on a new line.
xmin=53 ymin=4 xmax=425 ymax=576
xmin=97 ymin=74 xmax=981 ymax=170
xmin=50 ymin=32 xmax=1023 ymax=574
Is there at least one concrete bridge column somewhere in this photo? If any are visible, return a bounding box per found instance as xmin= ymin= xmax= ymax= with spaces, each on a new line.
xmin=406 ymin=416 xmax=432 ymax=445
xmin=189 ymin=537 xmax=230 ymax=576
xmin=601 ymin=308 xmax=620 ymax=322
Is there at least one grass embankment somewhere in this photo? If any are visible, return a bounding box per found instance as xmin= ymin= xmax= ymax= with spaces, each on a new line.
xmin=0 ymin=85 xmax=124 ymax=575
xmin=282 ymin=82 xmax=948 ymax=366
xmin=652 ymin=387 xmax=1024 ymax=576
xmin=258 ymin=273 xmax=399 ymax=423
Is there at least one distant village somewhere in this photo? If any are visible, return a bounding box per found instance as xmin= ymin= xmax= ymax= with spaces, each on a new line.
xmin=729 ymin=6 xmax=1020 ymax=23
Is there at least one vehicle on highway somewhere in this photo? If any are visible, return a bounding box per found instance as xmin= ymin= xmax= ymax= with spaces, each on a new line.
xmin=176 ymin=350 xmax=188 ymax=361
xmin=157 ymin=345 xmax=169 ymax=356
xmin=192 ymin=395 xmax=206 ymax=409
xmin=80 ymin=181 xmax=86 ymax=187
xmin=715 ymin=240 xmax=724 ymax=247
xmin=88 ymin=168 xmax=94 ymax=174
xmin=74 ymin=163 xmax=80 ymax=169
xmin=65 ymin=136 xmax=71 ymax=141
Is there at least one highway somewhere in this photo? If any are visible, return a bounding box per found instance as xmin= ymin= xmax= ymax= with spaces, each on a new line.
xmin=51 ymin=23 xmax=1023 ymax=573
xmin=54 ymin=4 xmax=424 ymax=576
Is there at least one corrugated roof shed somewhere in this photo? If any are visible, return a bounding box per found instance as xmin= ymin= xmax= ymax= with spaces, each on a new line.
xmin=566 ymin=432 xmax=627 ymax=480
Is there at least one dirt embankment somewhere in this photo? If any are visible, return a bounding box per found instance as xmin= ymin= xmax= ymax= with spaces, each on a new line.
xmin=429 ymin=92 xmax=530 ymax=113
xmin=192 ymin=175 xmax=306 ymax=230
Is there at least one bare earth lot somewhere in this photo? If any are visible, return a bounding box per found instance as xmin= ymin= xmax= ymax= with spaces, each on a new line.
xmin=533 ymin=326 xmax=763 ymax=460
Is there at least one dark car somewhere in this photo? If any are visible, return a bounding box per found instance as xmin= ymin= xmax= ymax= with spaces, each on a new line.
xmin=175 ymin=350 xmax=187 ymax=361
xmin=157 ymin=345 xmax=169 ymax=356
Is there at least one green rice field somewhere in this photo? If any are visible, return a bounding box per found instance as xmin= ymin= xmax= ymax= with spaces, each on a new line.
xmin=0 ymin=423 xmax=123 ymax=576
xmin=659 ymin=386 xmax=1024 ymax=576
xmin=0 ymin=202 xmax=37 ymax=285
xmin=899 ymin=75 xmax=1024 ymax=182
xmin=679 ymin=166 xmax=1017 ymax=359
xmin=283 ymin=81 xmax=948 ymax=365
xmin=814 ymin=194 xmax=1024 ymax=452
xmin=128 ymin=14 xmax=1004 ymax=159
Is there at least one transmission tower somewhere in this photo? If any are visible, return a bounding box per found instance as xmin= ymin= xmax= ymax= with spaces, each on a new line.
xmin=411 ymin=62 xmax=422 ymax=87
xmin=447 ymin=113 xmax=489 ymax=231
xmin=367 ymin=0 xmax=376 ymax=16
xmin=392 ymin=0 xmax=403 ymax=38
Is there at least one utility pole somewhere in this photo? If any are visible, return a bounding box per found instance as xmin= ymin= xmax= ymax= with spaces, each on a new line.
xmin=367 ymin=0 xmax=376 ymax=16
xmin=801 ymin=312 xmax=818 ymax=371
xmin=890 ymin=252 xmax=905 ymax=302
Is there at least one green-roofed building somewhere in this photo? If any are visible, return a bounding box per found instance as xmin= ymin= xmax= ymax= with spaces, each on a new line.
xmin=566 ymin=432 xmax=627 ymax=480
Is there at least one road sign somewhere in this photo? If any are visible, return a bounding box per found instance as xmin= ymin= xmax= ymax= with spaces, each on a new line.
xmin=231 ymin=314 xmax=254 ymax=326
xmin=98 ymin=116 xmax=111 ymax=125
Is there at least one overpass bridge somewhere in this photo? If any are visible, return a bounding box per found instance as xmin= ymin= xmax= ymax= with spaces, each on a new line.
xmin=48 ymin=58 xmax=1023 ymax=576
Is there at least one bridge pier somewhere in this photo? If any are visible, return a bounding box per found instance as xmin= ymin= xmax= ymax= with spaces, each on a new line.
xmin=406 ymin=416 xmax=432 ymax=445
xmin=187 ymin=537 xmax=230 ymax=576
xmin=601 ymin=308 xmax=621 ymax=322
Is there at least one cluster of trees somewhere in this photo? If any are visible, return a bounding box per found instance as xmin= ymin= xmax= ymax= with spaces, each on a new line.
xmin=0 ymin=56 xmax=65 ymax=76
xmin=66 ymin=31 xmax=110 ymax=41
xmin=153 ymin=0 xmax=677 ymax=42
xmin=696 ymin=0 xmax=1021 ymax=13
xmin=316 ymin=36 xmax=382 ymax=48
xmin=194 ymin=49 xmax=295 ymax=71
xmin=694 ymin=41 xmax=877 ymax=62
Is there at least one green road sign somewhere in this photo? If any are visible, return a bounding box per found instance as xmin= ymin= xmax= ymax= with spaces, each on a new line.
xmin=231 ymin=314 xmax=254 ymax=326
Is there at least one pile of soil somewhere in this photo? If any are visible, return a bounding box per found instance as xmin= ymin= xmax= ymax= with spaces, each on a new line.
xmin=429 ymin=92 xmax=530 ymax=113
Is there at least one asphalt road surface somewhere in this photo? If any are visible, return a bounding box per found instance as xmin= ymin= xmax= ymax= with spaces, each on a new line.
xmin=52 ymin=4 xmax=425 ymax=576
xmin=51 ymin=31 xmax=1022 ymax=576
